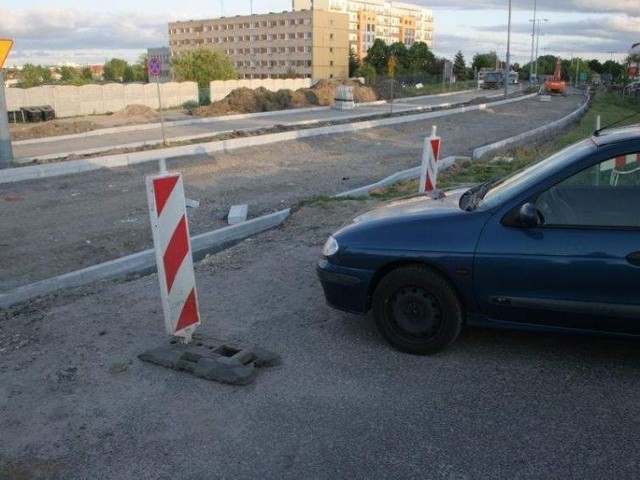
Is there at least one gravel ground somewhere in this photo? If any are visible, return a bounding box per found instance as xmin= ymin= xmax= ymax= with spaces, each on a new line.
xmin=5 ymin=89 xmax=634 ymax=480
xmin=0 ymin=91 xmax=585 ymax=289
xmin=2 ymin=198 xmax=640 ymax=480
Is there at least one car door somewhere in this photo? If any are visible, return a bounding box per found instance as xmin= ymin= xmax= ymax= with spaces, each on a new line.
xmin=473 ymin=150 xmax=640 ymax=335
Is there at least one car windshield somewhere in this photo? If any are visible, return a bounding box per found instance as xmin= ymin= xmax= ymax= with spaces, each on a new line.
xmin=468 ymin=139 xmax=596 ymax=210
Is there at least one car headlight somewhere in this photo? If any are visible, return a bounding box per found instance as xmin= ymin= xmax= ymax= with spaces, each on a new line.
xmin=322 ymin=236 xmax=339 ymax=257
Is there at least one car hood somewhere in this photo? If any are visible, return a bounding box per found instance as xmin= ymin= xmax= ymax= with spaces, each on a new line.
xmin=353 ymin=188 xmax=467 ymax=224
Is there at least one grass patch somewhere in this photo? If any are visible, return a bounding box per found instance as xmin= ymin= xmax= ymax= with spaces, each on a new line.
xmin=303 ymin=194 xmax=369 ymax=205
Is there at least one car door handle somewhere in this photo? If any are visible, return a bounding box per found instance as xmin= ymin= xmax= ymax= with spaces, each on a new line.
xmin=626 ymin=252 xmax=640 ymax=266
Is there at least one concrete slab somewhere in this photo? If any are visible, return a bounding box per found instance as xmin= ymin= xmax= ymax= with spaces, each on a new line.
xmin=228 ymin=204 xmax=248 ymax=225
xmin=138 ymin=334 xmax=281 ymax=385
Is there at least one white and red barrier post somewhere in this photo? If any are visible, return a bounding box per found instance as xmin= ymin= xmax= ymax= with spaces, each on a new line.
xmin=419 ymin=126 xmax=442 ymax=197
xmin=146 ymin=165 xmax=200 ymax=343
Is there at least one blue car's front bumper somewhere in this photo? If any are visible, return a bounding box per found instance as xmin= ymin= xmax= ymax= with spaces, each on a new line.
xmin=316 ymin=257 xmax=374 ymax=314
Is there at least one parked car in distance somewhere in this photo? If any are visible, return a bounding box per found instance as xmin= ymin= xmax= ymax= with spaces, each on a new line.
xmin=317 ymin=126 xmax=640 ymax=354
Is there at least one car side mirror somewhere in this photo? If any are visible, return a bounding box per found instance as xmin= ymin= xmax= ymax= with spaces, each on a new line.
xmin=518 ymin=202 xmax=542 ymax=227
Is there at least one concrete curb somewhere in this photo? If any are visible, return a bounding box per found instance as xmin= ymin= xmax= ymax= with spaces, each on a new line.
xmin=472 ymin=93 xmax=590 ymax=159
xmin=1 ymin=93 xmax=536 ymax=185
xmin=0 ymin=209 xmax=290 ymax=310
xmin=335 ymin=156 xmax=459 ymax=197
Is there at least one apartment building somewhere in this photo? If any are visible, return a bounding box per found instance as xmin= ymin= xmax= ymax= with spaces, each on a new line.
xmin=168 ymin=10 xmax=349 ymax=81
xmin=292 ymin=0 xmax=433 ymax=61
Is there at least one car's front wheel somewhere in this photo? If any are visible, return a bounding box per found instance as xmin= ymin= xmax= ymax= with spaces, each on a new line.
xmin=372 ymin=266 xmax=464 ymax=355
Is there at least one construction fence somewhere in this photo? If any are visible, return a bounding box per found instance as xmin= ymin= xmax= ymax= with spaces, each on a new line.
xmin=5 ymin=82 xmax=198 ymax=118
xmin=6 ymin=78 xmax=315 ymax=118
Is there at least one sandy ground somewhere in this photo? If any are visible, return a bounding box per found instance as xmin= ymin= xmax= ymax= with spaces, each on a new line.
xmin=0 ymin=92 xmax=585 ymax=290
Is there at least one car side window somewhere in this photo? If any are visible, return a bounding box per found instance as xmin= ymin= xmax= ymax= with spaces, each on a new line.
xmin=536 ymin=153 xmax=640 ymax=228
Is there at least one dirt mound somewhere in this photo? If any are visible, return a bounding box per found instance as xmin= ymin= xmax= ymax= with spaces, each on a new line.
xmin=468 ymin=96 xmax=490 ymax=105
xmin=109 ymin=104 xmax=158 ymax=121
xmin=10 ymin=120 xmax=100 ymax=141
xmin=193 ymin=79 xmax=379 ymax=118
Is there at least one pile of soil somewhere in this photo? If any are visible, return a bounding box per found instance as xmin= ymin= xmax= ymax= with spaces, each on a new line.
xmin=10 ymin=120 xmax=100 ymax=142
xmin=105 ymin=104 xmax=159 ymax=125
xmin=193 ymin=79 xmax=378 ymax=117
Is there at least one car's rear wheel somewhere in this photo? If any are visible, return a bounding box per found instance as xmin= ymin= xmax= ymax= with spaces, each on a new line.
xmin=372 ymin=266 xmax=463 ymax=355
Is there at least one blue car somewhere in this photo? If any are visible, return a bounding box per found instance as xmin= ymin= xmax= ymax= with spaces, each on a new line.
xmin=317 ymin=126 xmax=640 ymax=354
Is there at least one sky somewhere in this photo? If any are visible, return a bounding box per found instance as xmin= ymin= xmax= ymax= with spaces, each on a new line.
xmin=2 ymin=0 xmax=638 ymax=68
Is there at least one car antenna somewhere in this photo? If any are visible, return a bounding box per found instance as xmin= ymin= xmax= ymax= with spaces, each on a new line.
xmin=594 ymin=110 xmax=640 ymax=137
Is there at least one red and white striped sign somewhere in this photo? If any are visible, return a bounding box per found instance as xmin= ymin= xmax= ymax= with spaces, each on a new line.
xmin=419 ymin=127 xmax=441 ymax=194
xmin=146 ymin=172 xmax=200 ymax=339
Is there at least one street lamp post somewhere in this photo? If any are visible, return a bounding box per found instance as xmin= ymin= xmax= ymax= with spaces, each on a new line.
xmin=534 ymin=18 xmax=548 ymax=80
xmin=504 ymin=0 xmax=512 ymax=99
xmin=529 ymin=0 xmax=537 ymax=82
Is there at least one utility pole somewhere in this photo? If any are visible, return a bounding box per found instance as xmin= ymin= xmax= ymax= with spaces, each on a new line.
xmin=529 ymin=0 xmax=536 ymax=82
xmin=504 ymin=0 xmax=512 ymax=99
xmin=0 ymin=70 xmax=13 ymax=169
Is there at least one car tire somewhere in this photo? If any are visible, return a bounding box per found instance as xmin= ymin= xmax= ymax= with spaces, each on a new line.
xmin=372 ymin=266 xmax=464 ymax=355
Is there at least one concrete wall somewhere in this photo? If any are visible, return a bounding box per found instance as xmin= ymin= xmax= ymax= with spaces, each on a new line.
xmin=210 ymin=78 xmax=312 ymax=102
xmin=6 ymin=82 xmax=198 ymax=118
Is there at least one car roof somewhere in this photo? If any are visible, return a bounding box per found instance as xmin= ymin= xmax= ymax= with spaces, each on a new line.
xmin=592 ymin=125 xmax=640 ymax=147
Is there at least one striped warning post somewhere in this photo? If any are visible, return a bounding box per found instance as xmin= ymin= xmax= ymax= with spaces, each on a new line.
xmin=146 ymin=172 xmax=200 ymax=340
xmin=418 ymin=127 xmax=442 ymax=195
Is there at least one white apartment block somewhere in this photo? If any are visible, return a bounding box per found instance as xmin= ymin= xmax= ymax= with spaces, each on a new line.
xmin=292 ymin=0 xmax=434 ymax=61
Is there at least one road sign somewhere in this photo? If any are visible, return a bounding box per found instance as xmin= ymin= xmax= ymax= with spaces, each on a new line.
xmin=146 ymin=171 xmax=201 ymax=341
xmin=388 ymin=57 xmax=397 ymax=77
xmin=0 ymin=39 xmax=14 ymax=69
xmin=419 ymin=126 xmax=441 ymax=196
xmin=148 ymin=56 xmax=162 ymax=77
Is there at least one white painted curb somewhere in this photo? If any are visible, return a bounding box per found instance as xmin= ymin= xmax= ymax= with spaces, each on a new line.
xmin=336 ymin=156 xmax=459 ymax=197
xmin=0 ymin=208 xmax=290 ymax=310
xmin=472 ymin=94 xmax=590 ymax=159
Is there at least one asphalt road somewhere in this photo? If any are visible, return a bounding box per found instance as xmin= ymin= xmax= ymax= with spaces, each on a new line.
xmin=12 ymin=88 xmax=516 ymax=161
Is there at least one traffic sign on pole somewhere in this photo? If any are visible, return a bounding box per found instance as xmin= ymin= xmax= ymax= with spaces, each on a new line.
xmin=148 ymin=56 xmax=162 ymax=77
xmin=0 ymin=39 xmax=13 ymax=69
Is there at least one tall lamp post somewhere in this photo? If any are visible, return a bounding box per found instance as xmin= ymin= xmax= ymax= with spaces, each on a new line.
xmin=529 ymin=0 xmax=537 ymax=82
xmin=504 ymin=0 xmax=512 ymax=98
xmin=534 ymin=18 xmax=548 ymax=80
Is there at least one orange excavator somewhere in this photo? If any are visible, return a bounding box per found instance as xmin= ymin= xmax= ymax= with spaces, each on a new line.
xmin=545 ymin=58 xmax=566 ymax=94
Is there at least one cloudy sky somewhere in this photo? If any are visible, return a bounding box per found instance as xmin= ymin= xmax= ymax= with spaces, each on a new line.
xmin=2 ymin=0 xmax=638 ymax=68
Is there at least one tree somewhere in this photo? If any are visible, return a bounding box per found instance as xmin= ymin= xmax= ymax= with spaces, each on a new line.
xmin=354 ymin=62 xmax=376 ymax=84
xmin=348 ymin=50 xmax=360 ymax=77
xmin=365 ymin=39 xmax=390 ymax=75
xmin=136 ymin=54 xmax=149 ymax=83
xmin=81 ymin=67 xmax=94 ymax=82
xmin=407 ymin=42 xmax=436 ymax=75
xmin=171 ymin=47 xmax=238 ymax=88
xmin=453 ymin=51 xmax=467 ymax=81
xmin=20 ymin=64 xmax=45 ymax=88
xmin=60 ymin=66 xmax=78 ymax=83
xmin=588 ymin=59 xmax=603 ymax=74
xmin=122 ymin=66 xmax=135 ymax=82
xmin=103 ymin=58 xmax=129 ymax=82
xmin=389 ymin=42 xmax=409 ymax=74
xmin=472 ymin=51 xmax=500 ymax=71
